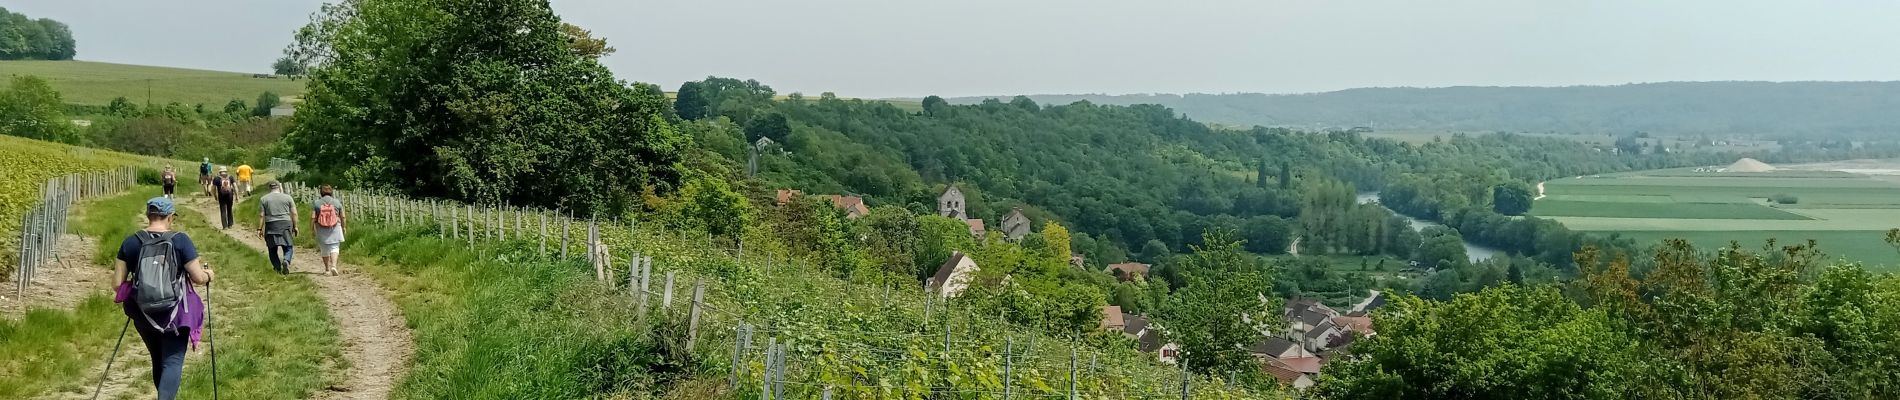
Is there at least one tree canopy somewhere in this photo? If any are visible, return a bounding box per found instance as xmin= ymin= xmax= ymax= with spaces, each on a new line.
xmin=284 ymin=0 xmax=688 ymax=215
xmin=0 ymin=8 xmax=75 ymax=60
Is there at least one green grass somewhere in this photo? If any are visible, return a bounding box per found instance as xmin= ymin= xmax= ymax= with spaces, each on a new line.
xmin=0 ymin=188 xmax=341 ymax=399
xmin=1530 ymin=200 xmax=1811 ymax=220
xmin=257 ymin=190 xmax=1261 ymax=398
xmin=1610 ymin=230 xmax=1900 ymax=272
xmin=0 ymin=60 xmax=305 ymax=107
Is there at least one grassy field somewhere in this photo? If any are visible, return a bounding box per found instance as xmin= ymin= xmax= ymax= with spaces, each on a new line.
xmin=1536 ymin=166 xmax=1900 ymax=270
xmin=0 ymin=60 xmax=305 ymax=107
xmin=1611 ymin=231 xmax=1899 ymax=269
xmin=1530 ymin=200 xmax=1811 ymax=220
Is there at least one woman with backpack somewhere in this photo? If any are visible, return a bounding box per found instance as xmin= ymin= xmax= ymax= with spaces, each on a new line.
xmin=312 ymin=184 xmax=346 ymax=276
xmin=161 ymin=165 xmax=178 ymax=200
xmin=113 ymin=196 xmax=214 ymax=400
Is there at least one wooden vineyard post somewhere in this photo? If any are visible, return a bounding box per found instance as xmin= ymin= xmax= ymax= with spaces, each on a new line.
xmin=450 ymin=205 xmax=459 ymax=239
xmin=538 ymin=212 xmax=547 ymax=256
xmin=638 ymin=256 xmax=652 ymax=320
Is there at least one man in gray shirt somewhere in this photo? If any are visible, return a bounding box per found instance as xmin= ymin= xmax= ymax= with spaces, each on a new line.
xmin=259 ymin=181 xmax=298 ymax=274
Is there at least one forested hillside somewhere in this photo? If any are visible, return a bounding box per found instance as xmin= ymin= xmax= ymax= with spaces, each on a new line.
xmin=940 ymin=82 xmax=1900 ymax=137
xmin=684 ymin=81 xmax=1900 ymax=272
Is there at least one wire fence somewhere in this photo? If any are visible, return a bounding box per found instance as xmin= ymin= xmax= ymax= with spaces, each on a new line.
xmin=276 ymin=179 xmax=1265 ymax=399
xmin=13 ymin=166 xmax=139 ymax=298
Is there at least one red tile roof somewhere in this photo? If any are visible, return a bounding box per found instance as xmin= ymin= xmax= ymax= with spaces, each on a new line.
xmin=1100 ymin=306 xmax=1125 ymax=330
xmin=1262 ymin=362 xmax=1308 ymax=386
xmin=1273 ymin=356 xmax=1324 ymax=374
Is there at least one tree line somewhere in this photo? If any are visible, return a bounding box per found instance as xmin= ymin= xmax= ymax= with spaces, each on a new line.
xmin=0 ymin=7 xmax=75 ymax=60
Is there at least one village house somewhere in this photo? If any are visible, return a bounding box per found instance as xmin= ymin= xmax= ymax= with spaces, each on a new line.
xmin=999 ymin=208 xmax=1031 ymax=241
xmin=1262 ymin=357 xmax=1323 ymax=390
xmin=926 ymin=251 xmax=980 ymax=298
xmin=1105 ymin=262 xmax=1151 ymax=282
xmin=1101 ymin=307 xmax=1181 ymax=364
xmin=938 ymin=184 xmax=966 ymax=218
xmin=1070 ymin=255 xmax=1086 ymax=269
xmin=818 ymin=195 xmax=871 ymax=219
xmin=775 ymin=189 xmax=802 ymax=206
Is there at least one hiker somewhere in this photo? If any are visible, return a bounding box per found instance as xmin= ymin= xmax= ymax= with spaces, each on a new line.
xmin=198 ymin=158 xmax=212 ymax=197
xmin=236 ymin=164 xmax=254 ymax=197
xmin=161 ymin=165 xmax=177 ymax=200
xmin=312 ymin=185 xmax=346 ymax=276
xmin=113 ymin=196 xmax=214 ymax=400
xmin=260 ymin=181 xmax=298 ymax=274
xmin=212 ymin=167 xmax=237 ymax=229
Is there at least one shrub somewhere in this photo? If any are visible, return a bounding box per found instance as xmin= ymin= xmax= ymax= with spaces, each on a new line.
xmin=1771 ymin=194 xmax=1799 ymax=204
xmin=136 ymin=167 xmax=162 ymax=185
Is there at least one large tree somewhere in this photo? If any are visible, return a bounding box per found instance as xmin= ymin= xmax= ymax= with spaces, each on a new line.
xmin=284 ymin=0 xmax=687 ymax=215
xmin=0 ymin=75 xmax=75 ymax=143
xmin=1158 ymin=230 xmax=1274 ymax=375
xmin=1492 ymin=182 xmax=1534 ymax=216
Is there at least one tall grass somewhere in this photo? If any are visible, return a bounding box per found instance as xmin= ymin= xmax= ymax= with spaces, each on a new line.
xmin=233 ymin=196 xmax=690 ymax=398
xmin=0 ymin=188 xmax=342 ymax=398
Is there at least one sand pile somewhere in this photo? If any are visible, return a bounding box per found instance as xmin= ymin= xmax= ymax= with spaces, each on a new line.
xmin=1727 ymin=158 xmax=1776 ymax=172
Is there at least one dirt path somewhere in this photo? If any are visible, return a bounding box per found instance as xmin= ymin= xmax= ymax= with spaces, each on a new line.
xmin=184 ymin=198 xmax=413 ymax=400
xmin=1534 ymin=181 xmax=1548 ymax=201
xmin=1 ymin=234 xmax=103 ymax=319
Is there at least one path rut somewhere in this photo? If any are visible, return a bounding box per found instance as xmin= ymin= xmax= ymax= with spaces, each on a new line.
xmin=186 ymin=198 xmax=413 ymax=400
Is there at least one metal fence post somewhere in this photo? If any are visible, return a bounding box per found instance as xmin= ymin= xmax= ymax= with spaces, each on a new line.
xmin=662 ymin=270 xmax=676 ymax=311
xmin=689 ymin=279 xmax=706 ymax=349
xmin=538 ymin=212 xmax=547 ymax=256
xmin=561 ymin=211 xmax=571 ymax=259
xmin=731 ymin=322 xmax=749 ymax=391
xmin=761 ymin=337 xmax=776 ymax=400
xmin=1004 ymin=336 xmax=1014 ymax=400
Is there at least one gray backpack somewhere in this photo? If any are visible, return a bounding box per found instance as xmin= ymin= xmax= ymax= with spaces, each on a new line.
xmin=132 ymin=231 xmax=186 ymax=331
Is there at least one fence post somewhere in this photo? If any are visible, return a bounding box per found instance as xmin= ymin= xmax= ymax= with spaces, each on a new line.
xmin=1070 ymin=345 xmax=1077 ymax=400
xmin=662 ymin=270 xmax=676 ymax=311
xmin=689 ymin=279 xmax=706 ymax=349
xmin=761 ymin=337 xmax=776 ymax=400
xmin=538 ymin=212 xmax=547 ymax=256
xmin=451 ymin=205 xmax=459 ymax=239
xmin=1179 ymin=355 xmax=1191 ymax=400
xmin=467 ymin=206 xmax=476 ymax=247
xmin=1004 ymin=336 xmax=1013 ymax=400
xmin=773 ymin=341 xmax=787 ymax=400
xmin=561 ymin=211 xmax=571 ymax=259
xmin=730 ymin=322 xmax=749 ymax=391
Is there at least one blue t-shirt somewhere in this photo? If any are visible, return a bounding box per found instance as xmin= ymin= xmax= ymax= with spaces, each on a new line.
xmin=118 ymin=231 xmax=199 ymax=319
xmin=117 ymin=231 xmax=199 ymax=274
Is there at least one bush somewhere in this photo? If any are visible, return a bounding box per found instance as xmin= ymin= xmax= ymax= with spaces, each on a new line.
xmin=1771 ymin=194 xmax=1799 ymax=204
xmin=136 ymin=167 xmax=162 ymax=185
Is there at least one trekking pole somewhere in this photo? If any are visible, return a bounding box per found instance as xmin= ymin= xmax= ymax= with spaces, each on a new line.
xmin=207 ymin=278 xmax=220 ymax=400
xmin=91 ymin=319 xmax=131 ymax=400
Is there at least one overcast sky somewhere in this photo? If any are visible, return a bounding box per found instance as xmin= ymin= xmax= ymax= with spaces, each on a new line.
xmin=9 ymin=0 xmax=1900 ymax=98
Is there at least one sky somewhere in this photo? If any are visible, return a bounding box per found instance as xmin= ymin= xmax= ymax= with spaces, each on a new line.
xmin=9 ymin=0 xmax=1900 ymax=98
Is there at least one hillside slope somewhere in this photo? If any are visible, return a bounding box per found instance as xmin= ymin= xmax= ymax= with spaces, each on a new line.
xmin=0 ymin=60 xmax=305 ymax=107
xmin=940 ymin=82 xmax=1900 ymax=137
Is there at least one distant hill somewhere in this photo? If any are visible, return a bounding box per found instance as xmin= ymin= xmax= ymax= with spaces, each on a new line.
xmin=938 ymin=82 xmax=1900 ymax=138
xmin=0 ymin=60 xmax=305 ymax=107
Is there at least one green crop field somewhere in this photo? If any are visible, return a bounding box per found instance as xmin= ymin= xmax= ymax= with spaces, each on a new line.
xmin=0 ymin=60 xmax=305 ymax=107
xmin=1610 ymin=231 xmax=1900 ymax=272
xmin=1536 ymin=166 xmax=1900 ymax=268
xmin=1530 ymin=200 xmax=1810 ymax=220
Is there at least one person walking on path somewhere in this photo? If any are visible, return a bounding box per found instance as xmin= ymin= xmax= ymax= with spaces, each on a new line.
xmin=212 ymin=167 xmax=237 ymax=229
xmin=113 ymin=196 xmax=215 ymax=400
xmin=260 ymin=181 xmax=299 ymax=274
xmin=236 ymin=164 xmax=254 ymax=197
xmin=161 ymin=165 xmax=178 ymax=200
xmin=311 ymin=185 xmax=346 ymax=276
xmin=198 ymin=158 xmax=213 ymax=197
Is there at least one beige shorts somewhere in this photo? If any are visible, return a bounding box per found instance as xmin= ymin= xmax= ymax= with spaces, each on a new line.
xmin=320 ymin=242 xmax=341 ymax=256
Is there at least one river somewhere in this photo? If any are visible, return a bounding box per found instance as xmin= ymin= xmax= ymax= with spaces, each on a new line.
xmin=1356 ymin=193 xmax=1500 ymax=263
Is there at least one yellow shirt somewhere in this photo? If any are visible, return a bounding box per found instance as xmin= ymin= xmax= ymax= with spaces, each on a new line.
xmin=237 ymin=165 xmax=253 ymax=181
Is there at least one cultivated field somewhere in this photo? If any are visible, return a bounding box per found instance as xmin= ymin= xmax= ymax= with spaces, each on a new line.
xmin=1533 ymin=161 xmax=1900 ymax=269
xmin=0 ymin=60 xmax=305 ymax=107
